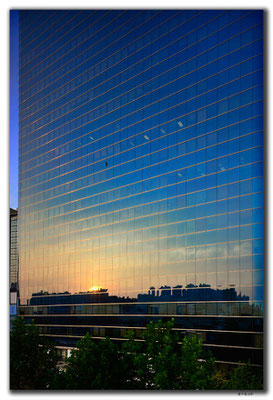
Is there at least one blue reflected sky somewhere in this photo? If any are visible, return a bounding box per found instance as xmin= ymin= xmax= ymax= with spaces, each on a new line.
xmin=10 ymin=10 xmax=19 ymax=210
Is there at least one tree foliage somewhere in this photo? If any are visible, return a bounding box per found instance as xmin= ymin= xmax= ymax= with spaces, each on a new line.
xmin=63 ymin=334 xmax=131 ymax=390
xmin=179 ymin=335 xmax=216 ymax=390
xmin=228 ymin=362 xmax=263 ymax=390
xmin=119 ymin=319 xmax=216 ymax=390
xmin=10 ymin=317 xmax=263 ymax=391
xmin=10 ymin=317 xmax=58 ymax=390
xmin=122 ymin=319 xmax=182 ymax=389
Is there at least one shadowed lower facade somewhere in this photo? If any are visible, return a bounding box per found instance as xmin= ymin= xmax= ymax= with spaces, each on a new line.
xmin=17 ymin=9 xmax=264 ymax=366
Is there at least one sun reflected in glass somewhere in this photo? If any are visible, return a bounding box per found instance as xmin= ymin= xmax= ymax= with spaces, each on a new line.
xmin=89 ymin=286 xmax=100 ymax=292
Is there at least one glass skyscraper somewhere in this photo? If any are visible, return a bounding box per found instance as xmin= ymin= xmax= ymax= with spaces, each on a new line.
xmin=17 ymin=10 xmax=264 ymax=365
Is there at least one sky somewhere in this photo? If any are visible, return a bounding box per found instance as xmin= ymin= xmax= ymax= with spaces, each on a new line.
xmin=10 ymin=10 xmax=19 ymax=210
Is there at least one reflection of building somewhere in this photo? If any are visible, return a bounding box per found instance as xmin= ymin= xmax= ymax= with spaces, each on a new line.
xmin=138 ymin=283 xmax=250 ymax=302
xmin=28 ymin=288 xmax=136 ymax=305
xmin=17 ymin=10 xmax=263 ymax=366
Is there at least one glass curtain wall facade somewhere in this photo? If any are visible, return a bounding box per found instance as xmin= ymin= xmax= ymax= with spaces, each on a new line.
xmin=17 ymin=10 xmax=264 ymax=365
xmin=10 ymin=208 xmax=19 ymax=301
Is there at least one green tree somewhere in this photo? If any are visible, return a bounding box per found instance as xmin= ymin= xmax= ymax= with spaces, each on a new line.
xmin=210 ymin=368 xmax=230 ymax=390
xmin=10 ymin=316 xmax=59 ymax=390
xmin=64 ymin=333 xmax=130 ymax=390
xmin=140 ymin=319 xmax=181 ymax=389
xmin=179 ymin=334 xmax=216 ymax=390
xmin=10 ymin=317 xmax=263 ymax=391
xmin=119 ymin=331 xmax=144 ymax=389
xmin=120 ymin=319 xmax=216 ymax=390
xmin=227 ymin=362 xmax=263 ymax=390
